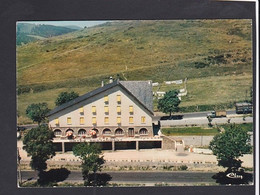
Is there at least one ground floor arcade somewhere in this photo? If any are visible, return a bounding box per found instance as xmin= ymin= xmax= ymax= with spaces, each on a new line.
xmin=53 ymin=137 xmax=163 ymax=153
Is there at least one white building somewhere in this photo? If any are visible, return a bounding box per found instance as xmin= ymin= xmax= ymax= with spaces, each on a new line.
xmin=47 ymin=80 xmax=163 ymax=152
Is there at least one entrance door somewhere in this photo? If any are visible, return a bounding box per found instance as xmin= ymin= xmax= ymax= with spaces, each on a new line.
xmin=128 ymin=128 xmax=134 ymax=137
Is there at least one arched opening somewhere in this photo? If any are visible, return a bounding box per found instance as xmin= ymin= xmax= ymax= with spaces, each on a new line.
xmin=90 ymin=128 xmax=98 ymax=138
xmin=139 ymin=128 xmax=148 ymax=135
xmin=103 ymin=128 xmax=111 ymax=135
xmin=78 ymin=129 xmax=86 ymax=136
xmin=53 ymin=129 xmax=62 ymax=137
xmin=66 ymin=129 xmax=74 ymax=133
xmin=115 ymin=128 xmax=124 ymax=135
xmin=92 ymin=128 xmax=99 ymax=135
xmin=66 ymin=129 xmax=74 ymax=139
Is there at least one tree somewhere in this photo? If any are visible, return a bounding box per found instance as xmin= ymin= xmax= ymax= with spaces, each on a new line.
xmin=23 ymin=125 xmax=55 ymax=183
xmin=157 ymin=90 xmax=181 ymax=116
xmin=55 ymin=91 xmax=79 ymax=106
xmin=73 ymin=143 xmax=105 ymax=186
xmin=207 ymin=116 xmax=213 ymax=127
xmin=26 ymin=103 xmax=50 ymax=125
xmin=209 ymin=124 xmax=252 ymax=172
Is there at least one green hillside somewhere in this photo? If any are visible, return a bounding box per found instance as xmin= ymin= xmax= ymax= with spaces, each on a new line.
xmin=17 ymin=20 xmax=253 ymax=124
xmin=16 ymin=23 xmax=79 ymax=45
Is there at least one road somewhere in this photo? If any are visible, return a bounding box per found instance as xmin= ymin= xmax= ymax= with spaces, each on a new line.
xmin=153 ymin=110 xmax=237 ymax=121
xmin=20 ymin=171 xmax=216 ymax=184
xmin=181 ymin=110 xmax=236 ymax=119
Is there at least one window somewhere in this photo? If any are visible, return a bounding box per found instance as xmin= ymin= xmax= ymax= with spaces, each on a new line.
xmin=80 ymin=117 xmax=84 ymax=125
xmin=115 ymin=128 xmax=123 ymax=135
xmin=117 ymin=117 xmax=121 ymax=124
xmin=79 ymin=107 xmax=84 ymax=114
xmin=92 ymin=117 xmax=97 ymax=124
xmin=92 ymin=106 xmax=96 ymax=114
xmin=78 ymin=129 xmax=86 ymax=135
xmin=67 ymin=117 xmax=72 ymax=124
xmin=104 ymin=95 xmax=109 ymax=103
xmin=117 ymin=95 xmax=121 ymax=103
xmin=104 ymin=117 xmax=109 ymax=124
xmin=129 ymin=117 xmax=134 ymax=124
xmin=104 ymin=106 xmax=109 ymax=114
xmin=129 ymin=106 xmax=134 ymax=113
xmin=54 ymin=129 xmax=62 ymax=136
xmin=55 ymin=118 xmax=59 ymax=125
xmin=140 ymin=128 xmax=148 ymax=135
xmin=117 ymin=106 xmax=121 ymax=113
xmin=103 ymin=129 xmax=111 ymax=135
xmin=141 ymin=116 xmax=146 ymax=123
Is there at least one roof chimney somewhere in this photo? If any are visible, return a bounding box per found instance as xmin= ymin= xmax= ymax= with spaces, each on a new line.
xmin=109 ymin=76 xmax=113 ymax=83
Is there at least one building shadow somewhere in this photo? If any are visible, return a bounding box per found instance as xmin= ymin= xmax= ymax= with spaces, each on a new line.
xmin=212 ymin=169 xmax=253 ymax=185
xmin=38 ymin=168 xmax=71 ymax=185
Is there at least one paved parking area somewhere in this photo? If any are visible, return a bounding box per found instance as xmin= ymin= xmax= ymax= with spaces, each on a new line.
xmin=17 ymin=141 xmax=253 ymax=168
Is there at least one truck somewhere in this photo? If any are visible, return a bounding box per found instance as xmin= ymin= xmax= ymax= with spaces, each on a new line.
xmin=207 ymin=110 xmax=227 ymax=118
xmin=235 ymin=102 xmax=253 ymax=114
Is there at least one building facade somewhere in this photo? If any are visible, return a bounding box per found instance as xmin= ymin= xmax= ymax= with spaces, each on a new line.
xmin=47 ymin=80 xmax=163 ymax=152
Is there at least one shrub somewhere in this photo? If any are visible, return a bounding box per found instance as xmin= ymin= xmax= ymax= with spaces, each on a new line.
xmin=179 ymin=165 xmax=188 ymax=170
xmin=194 ymin=62 xmax=209 ymax=69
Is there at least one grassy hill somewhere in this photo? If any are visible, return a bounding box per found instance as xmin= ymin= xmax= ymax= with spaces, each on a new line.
xmin=16 ymin=23 xmax=79 ymax=45
xmin=17 ymin=20 xmax=253 ymax=124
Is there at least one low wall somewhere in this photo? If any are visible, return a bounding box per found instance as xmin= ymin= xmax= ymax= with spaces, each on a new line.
xmin=170 ymin=136 xmax=214 ymax=147
xmin=20 ymin=159 xmax=219 ymax=171
xmin=161 ymin=136 xmax=176 ymax=150
xmin=170 ymin=133 xmax=253 ymax=147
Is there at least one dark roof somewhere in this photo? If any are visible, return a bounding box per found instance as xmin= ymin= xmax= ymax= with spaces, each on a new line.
xmin=47 ymin=80 xmax=153 ymax=116
xmin=119 ymin=81 xmax=153 ymax=112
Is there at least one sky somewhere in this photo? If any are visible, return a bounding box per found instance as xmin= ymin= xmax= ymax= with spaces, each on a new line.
xmin=18 ymin=21 xmax=108 ymax=28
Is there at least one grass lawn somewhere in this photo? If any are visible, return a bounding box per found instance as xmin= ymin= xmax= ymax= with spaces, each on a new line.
xmin=220 ymin=123 xmax=253 ymax=132
xmin=161 ymin=126 xmax=219 ymax=136
xmin=161 ymin=123 xmax=253 ymax=136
